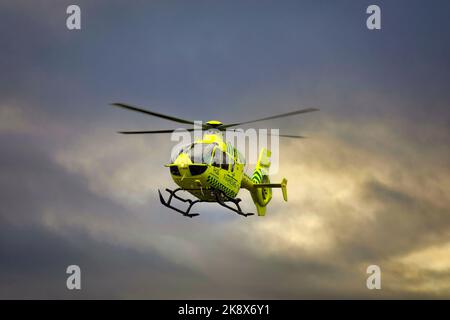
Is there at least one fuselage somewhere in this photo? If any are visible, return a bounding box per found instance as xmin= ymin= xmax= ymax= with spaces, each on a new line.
xmin=167 ymin=131 xmax=247 ymax=201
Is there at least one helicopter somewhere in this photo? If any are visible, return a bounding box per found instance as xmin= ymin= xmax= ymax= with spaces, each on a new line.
xmin=112 ymin=102 xmax=318 ymax=218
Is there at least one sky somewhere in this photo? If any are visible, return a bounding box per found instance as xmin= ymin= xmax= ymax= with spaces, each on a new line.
xmin=1 ymin=0 xmax=450 ymax=299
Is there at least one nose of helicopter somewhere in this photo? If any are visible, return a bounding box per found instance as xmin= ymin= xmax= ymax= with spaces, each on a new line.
xmin=174 ymin=153 xmax=191 ymax=167
xmin=170 ymin=153 xmax=191 ymax=177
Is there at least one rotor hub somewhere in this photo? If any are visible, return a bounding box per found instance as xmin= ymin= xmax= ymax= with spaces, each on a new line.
xmin=205 ymin=120 xmax=223 ymax=128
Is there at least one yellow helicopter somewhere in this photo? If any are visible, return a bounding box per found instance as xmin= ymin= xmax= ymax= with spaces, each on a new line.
xmin=112 ymin=103 xmax=318 ymax=218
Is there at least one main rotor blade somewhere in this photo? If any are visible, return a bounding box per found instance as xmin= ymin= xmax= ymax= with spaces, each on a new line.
xmin=118 ymin=128 xmax=195 ymax=134
xmin=112 ymin=102 xmax=196 ymax=125
xmin=226 ymin=129 xmax=306 ymax=139
xmin=277 ymin=134 xmax=307 ymax=139
xmin=220 ymin=107 xmax=319 ymax=129
xmin=120 ymin=128 xmax=307 ymax=138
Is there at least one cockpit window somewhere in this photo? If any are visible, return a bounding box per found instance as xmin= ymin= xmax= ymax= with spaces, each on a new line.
xmin=172 ymin=143 xmax=238 ymax=166
xmin=187 ymin=143 xmax=216 ymax=164
xmin=171 ymin=143 xmax=217 ymax=164
xmin=170 ymin=143 xmax=191 ymax=163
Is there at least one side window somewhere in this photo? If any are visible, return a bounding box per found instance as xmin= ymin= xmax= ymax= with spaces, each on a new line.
xmin=228 ymin=153 xmax=235 ymax=171
xmin=212 ymin=147 xmax=221 ymax=168
xmin=202 ymin=143 xmax=215 ymax=164
xmin=221 ymin=152 xmax=229 ymax=171
xmin=211 ymin=148 xmax=232 ymax=170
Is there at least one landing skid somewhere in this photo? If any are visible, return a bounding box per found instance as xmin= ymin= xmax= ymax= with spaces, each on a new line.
xmin=158 ymin=188 xmax=201 ymax=218
xmin=214 ymin=191 xmax=254 ymax=217
xmin=158 ymin=188 xmax=255 ymax=218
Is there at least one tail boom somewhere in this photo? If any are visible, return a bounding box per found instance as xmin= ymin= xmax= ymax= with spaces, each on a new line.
xmin=241 ymin=148 xmax=288 ymax=216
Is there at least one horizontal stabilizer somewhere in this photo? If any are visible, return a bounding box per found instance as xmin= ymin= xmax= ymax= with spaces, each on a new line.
xmin=253 ymin=178 xmax=288 ymax=201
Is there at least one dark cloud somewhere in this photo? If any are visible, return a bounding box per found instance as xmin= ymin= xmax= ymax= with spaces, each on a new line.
xmin=0 ymin=135 xmax=203 ymax=299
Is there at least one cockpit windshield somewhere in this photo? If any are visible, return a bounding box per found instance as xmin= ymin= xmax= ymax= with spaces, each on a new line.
xmin=187 ymin=143 xmax=216 ymax=164
xmin=170 ymin=143 xmax=217 ymax=164
xmin=170 ymin=143 xmax=190 ymax=163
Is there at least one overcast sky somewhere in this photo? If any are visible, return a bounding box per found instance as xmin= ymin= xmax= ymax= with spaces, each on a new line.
xmin=1 ymin=0 xmax=450 ymax=299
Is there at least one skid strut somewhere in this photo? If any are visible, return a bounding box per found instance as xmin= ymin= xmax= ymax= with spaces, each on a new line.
xmin=158 ymin=188 xmax=255 ymax=218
